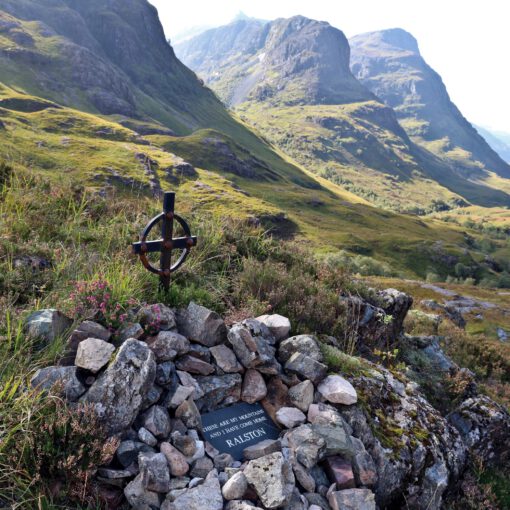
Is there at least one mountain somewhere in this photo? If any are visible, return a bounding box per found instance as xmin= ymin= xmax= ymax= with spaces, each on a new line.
xmin=350 ymin=28 xmax=510 ymax=180
xmin=176 ymin=17 xmax=510 ymax=212
xmin=475 ymin=125 xmax=510 ymax=163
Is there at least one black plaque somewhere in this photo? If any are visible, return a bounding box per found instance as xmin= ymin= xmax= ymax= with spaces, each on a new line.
xmin=201 ymin=402 xmax=280 ymax=460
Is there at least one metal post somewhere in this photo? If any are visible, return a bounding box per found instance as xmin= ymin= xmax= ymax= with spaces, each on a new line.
xmin=160 ymin=192 xmax=175 ymax=291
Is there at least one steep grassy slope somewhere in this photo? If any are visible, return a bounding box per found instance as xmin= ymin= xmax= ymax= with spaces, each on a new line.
xmin=350 ymin=29 xmax=510 ymax=181
xmin=176 ymin=17 xmax=510 ymax=212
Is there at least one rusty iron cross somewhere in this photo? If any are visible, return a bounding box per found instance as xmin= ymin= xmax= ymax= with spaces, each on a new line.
xmin=132 ymin=192 xmax=197 ymax=291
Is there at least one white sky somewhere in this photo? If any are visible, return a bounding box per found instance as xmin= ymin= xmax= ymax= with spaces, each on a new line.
xmin=150 ymin=0 xmax=510 ymax=132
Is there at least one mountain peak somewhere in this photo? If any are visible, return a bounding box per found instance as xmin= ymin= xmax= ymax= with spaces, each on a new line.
xmin=351 ymin=28 xmax=420 ymax=55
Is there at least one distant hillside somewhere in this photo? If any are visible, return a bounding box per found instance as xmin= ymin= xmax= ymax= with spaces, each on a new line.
xmin=176 ymin=17 xmax=510 ymax=212
xmin=475 ymin=125 xmax=510 ymax=163
xmin=350 ymin=28 xmax=510 ymax=180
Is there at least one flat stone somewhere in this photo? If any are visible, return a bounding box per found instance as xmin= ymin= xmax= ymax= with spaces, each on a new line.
xmin=175 ymin=355 xmax=215 ymax=375
xmin=255 ymin=314 xmax=291 ymax=341
xmin=243 ymin=439 xmax=282 ymax=460
xmin=176 ymin=302 xmax=227 ymax=347
xmin=166 ymin=385 xmax=194 ymax=409
xmin=137 ymin=303 xmax=176 ymax=332
xmin=175 ymin=398 xmax=202 ymax=429
xmin=160 ymin=442 xmax=189 ymax=476
xmin=75 ymin=337 xmax=115 ymax=373
xmin=244 ymin=452 xmax=295 ymax=509
xmin=276 ymin=407 xmax=307 ymax=428
xmin=241 ymin=369 xmax=267 ymax=404
xmin=25 ymin=309 xmax=72 ymax=344
xmin=328 ymin=488 xmax=376 ymax=510
xmin=124 ymin=473 xmax=161 ymax=510
xmin=318 ymin=375 xmax=357 ymax=405
xmin=80 ymin=339 xmax=156 ymax=435
xmin=138 ymin=427 xmax=158 ymax=447
xmin=147 ymin=331 xmax=190 ymax=361
xmin=139 ymin=452 xmax=170 ymax=493
xmin=285 ymin=352 xmax=327 ymax=384
xmin=278 ymin=335 xmax=322 ymax=363
xmin=168 ymin=470 xmax=223 ymax=510
xmin=288 ymin=380 xmax=314 ymax=413
xmin=324 ymin=457 xmax=356 ymax=490
xmin=142 ymin=405 xmax=171 ymax=439
xmin=30 ymin=366 xmax=86 ymax=402
xmin=222 ymin=471 xmax=248 ymax=500
xmin=210 ymin=344 xmax=243 ymax=373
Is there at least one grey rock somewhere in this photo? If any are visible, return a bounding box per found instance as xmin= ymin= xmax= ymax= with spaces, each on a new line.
xmin=244 ymin=452 xmax=295 ymax=508
xmin=210 ymin=344 xmax=243 ymax=373
xmin=288 ymin=380 xmax=314 ymax=412
xmin=160 ymin=442 xmax=189 ymax=476
xmin=318 ymin=375 xmax=357 ymax=405
xmin=139 ymin=452 xmax=170 ymax=493
xmin=285 ymin=425 xmax=326 ymax=469
xmin=175 ymin=398 xmax=202 ymax=429
xmin=138 ymin=427 xmax=158 ymax=447
xmin=124 ymin=473 xmax=161 ymax=510
xmin=305 ymin=492 xmax=332 ymax=510
xmin=195 ymin=374 xmax=242 ymax=411
xmin=75 ymin=337 xmax=115 ymax=373
xmin=292 ymin=458 xmax=316 ymax=492
xmin=168 ymin=470 xmax=223 ymax=510
xmin=169 ymin=477 xmax=190 ymax=490
xmin=176 ymin=302 xmax=227 ymax=347
xmin=278 ymin=335 xmax=322 ymax=363
xmin=188 ymin=343 xmax=212 ymax=362
xmin=142 ymin=384 xmax=163 ymax=411
xmin=176 ymin=370 xmax=204 ymax=399
xmin=328 ymin=488 xmax=376 ymax=510
xmin=282 ymin=489 xmax=307 ymax=510
xmin=225 ymin=502 xmax=260 ymax=510
xmin=137 ymin=303 xmax=176 ymax=332
xmin=25 ymin=309 xmax=72 ymax=343
xmin=155 ymin=361 xmax=177 ymax=387
xmin=312 ymin=416 xmax=355 ymax=458
xmin=80 ymin=339 xmax=156 ymax=435
xmin=222 ymin=471 xmax=248 ymax=500
xmin=255 ymin=314 xmax=291 ymax=341
xmin=190 ymin=456 xmax=214 ymax=478
xmin=166 ymin=385 xmax=194 ymax=409
xmin=243 ymin=439 xmax=282 ymax=460
xmin=172 ymin=433 xmax=197 ymax=457
xmin=117 ymin=440 xmax=155 ymax=467
xmin=63 ymin=320 xmax=111 ymax=365
xmin=119 ymin=323 xmax=144 ymax=342
xmin=142 ymin=405 xmax=171 ymax=439
xmin=175 ymin=355 xmax=215 ymax=375
xmin=148 ymin=331 xmax=190 ymax=361
xmin=214 ymin=452 xmax=234 ymax=470
xmin=285 ymin=352 xmax=327 ymax=384
xmin=276 ymin=407 xmax=307 ymax=428
xmin=30 ymin=366 xmax=86 ymax=402
xmin=241 ymin=369 xmax=267 ymax=403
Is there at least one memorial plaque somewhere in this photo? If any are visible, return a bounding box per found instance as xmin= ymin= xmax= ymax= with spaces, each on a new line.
xmin=201 ymin=402 xmax=280 ymax=460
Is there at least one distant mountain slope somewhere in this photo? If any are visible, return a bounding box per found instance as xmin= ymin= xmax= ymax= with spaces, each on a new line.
xmin=350 ymin=28 xmax=510 ymax=179
xmin=475 ymin=125 xmax=510 ymax=163
xmin=176 ymin=17 xmax=510 ymax=212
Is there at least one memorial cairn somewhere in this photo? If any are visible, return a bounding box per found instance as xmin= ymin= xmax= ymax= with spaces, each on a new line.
xmin=29 ymin=302 xmax=374 ymax=510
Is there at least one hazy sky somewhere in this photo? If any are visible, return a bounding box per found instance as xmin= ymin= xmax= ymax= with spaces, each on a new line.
xmin=150 ymin=0 xmax=509 ymax=132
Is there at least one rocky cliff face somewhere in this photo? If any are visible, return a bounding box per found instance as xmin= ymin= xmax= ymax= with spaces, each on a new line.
xmin=176 ymin=16 xmax=374 ymax=107
xmin=350 ymin=28 xmax=510 ymax=179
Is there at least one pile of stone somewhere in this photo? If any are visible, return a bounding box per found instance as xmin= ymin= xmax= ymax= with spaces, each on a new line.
xmin=27 ymin=298 xmax=510 ymax=510
xmin=29 ymin=303 xmax=375 ymax=510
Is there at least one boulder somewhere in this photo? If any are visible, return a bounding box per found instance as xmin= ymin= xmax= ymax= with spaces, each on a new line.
xmin=139 ymin=452 xmax=170 ymax=493
xmin=318 ymin=375 xmax=357 ymax=405
xmin=278 ymin=335 xmax=322 ymax=363
xmin=147 ymin=331 xmax=190 ymax=361
xmin=30 ymin=366 xmax=86 ymax=402
xmin=80 ymin=339 xmax=156 ymax=435
xmin=255 ymin=314 xmax=291 ymax=341
xmin=244 ymin=452 xmax=295 ymax=508
xmin=243 ymin=439 xmax=282 ymax=460
xmin=176 ymin=302 xmax=227 ymax=347
xmin=328 ymin=488 xmax=376 ymax=510
xmin=241 ymin=369 xmax=267 ymax=404
xmin=75 ymin=337 xmax=115 ymax=373
xmin=210 ymin=344 xmax=243 ymax=373
xmin=284 ymin=352 xmax=327 ymax=384
xmin=25 ymin=309 xmax=72 ymax=344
